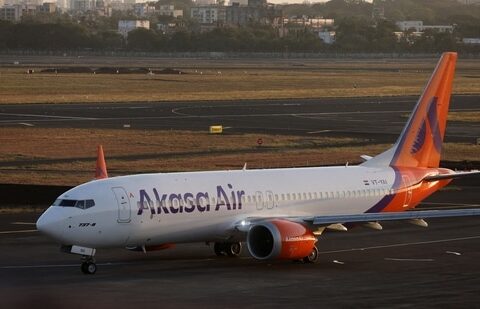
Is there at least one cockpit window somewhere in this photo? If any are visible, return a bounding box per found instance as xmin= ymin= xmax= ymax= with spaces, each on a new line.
xmin=76 ymin=200 xmax=85 ymax=209
xmin=53 ymin=199 xmax=95 ymax=209
xmin=59 ymin=199 xmax=77 ymax=207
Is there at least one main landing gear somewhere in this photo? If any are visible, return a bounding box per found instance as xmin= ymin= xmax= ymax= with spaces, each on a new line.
xmin=213 ymin=242 xmax=242 ymax=257
xmin=302 ymin=246 xmax=319 ymax=264
xmin=81 ymin=256 xmax=97 ymax=275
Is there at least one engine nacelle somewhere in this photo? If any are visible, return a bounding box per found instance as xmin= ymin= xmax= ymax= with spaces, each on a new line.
xmin=246 ymin=219 xmax=317 ymax=260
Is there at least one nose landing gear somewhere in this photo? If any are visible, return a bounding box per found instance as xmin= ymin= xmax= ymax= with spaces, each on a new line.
xmin=81 ymin=256 xmax=97 ymax=275
xmin=61 ymin=245 xmax=98 ymax=274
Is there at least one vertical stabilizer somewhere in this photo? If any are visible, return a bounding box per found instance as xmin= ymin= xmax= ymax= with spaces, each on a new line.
xmin=95 ymin=145 xmax=108 ymax=179
xmin=363 ymin=52 xmax=457 ymax=168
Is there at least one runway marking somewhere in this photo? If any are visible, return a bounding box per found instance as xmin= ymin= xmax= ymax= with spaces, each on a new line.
xmin=0 ymin=229 xmax=37 ymax=234
xmin=18 ymin=122 xmax=34 ymax=127
xmin=445 ymin=251 xmax=461 ymax=256
xmin=319 ymin=235 xmax=480 ymax=254
xmin=0 ymin=262 xmax=127 ymax=270
xmin=1 ymin=108 xmax=479 ymax=124
xmin=12 ymin=222 xmax=36 ymax=225
xmin=384 ymin=258 xmax=435 ymax=262
xmin=0 ymin=112 xmax=97 ymax=120
xmin=307 ymin=130 xmax=332 ymax=134
xmin=332 ymin=260 xmax=345 ymax=265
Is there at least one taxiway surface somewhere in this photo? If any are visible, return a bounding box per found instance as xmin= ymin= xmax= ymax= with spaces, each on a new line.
xmin=0 ymin=185 xmax=479 ymax=308
xmin=0 ymin=96 xmax=479 ymax=307
xmin=0 ymin=95 xmax=479 ymax=144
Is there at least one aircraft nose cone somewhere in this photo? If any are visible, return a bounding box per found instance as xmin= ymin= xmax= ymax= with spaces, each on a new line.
xmin=36 ymin=209 xmax=64 ymax=241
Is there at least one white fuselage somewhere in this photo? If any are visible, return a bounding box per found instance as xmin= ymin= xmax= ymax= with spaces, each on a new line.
xmin=37 ymin=165 xmax=406 ymax=249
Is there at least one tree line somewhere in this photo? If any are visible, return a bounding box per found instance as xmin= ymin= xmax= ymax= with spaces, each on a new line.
xmin=1 ymin=0 xmax=480 ymax=53
xmin=1 ymin=19 xmax=478 ymax=53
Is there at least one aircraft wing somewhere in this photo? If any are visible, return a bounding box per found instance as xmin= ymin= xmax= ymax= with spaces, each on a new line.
xmin=309 ymin=208 xmax=480 ymax=225
xmin=235 ymin=208 xmax=480 ymax=233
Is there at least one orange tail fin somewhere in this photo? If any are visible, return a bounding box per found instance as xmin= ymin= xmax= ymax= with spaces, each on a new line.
xmin=363 ymin=52 xmax=457 ymax=168
xmin=95 ymin=145 xmax=108 ymax=179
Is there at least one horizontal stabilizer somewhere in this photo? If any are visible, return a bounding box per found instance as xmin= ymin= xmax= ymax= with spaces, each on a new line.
xmin=423 ymin=170 xmax=480 ymax=182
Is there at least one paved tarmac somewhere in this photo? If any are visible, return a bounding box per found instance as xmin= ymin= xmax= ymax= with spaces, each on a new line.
xmin=0 ymin=97 xmax=479 ymax=307
xmin=0 ymin=186 xmax=479 ymax=308
xmin=0 ymin=95 xmax=479 ymax=144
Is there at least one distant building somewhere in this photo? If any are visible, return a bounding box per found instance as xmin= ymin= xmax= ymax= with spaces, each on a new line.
xmin=283 ymin=16 xmax=333 ymax=31
xmin=0 ymin=5 xmax=22 ymax=21
xmin=71 ymin=0 xmax=96 ymax=12
xmin=194 ymin=0 xmax=218 ymax=5
xmin=118 ymin=19 xmax=150 ymax=37
xmin=56 ymin=0 xmax=68 ymax=11
xmin=229 ymin=0 xmax=248 ymax=5
xmin=38 ymin=2 xmax=56 ymax=13
xmin=110 ymin=1 xmax=133 ymax=12
xmin=226 ymin=0 xmax=281 ymax=26
xmin=318 ymin=30 xmax=335 ymax=44
xmin=462 ymin=38 xmax=480 ymax=44
xmin=158 ymin=5 xmax=182 ymax=18
xmin=133 ymin=2 xmax=155 ymax=16
xmin=191 ymin=4 xmax=225 ymax=24
xmin=396 ymin=20 xmax=454 ymax=33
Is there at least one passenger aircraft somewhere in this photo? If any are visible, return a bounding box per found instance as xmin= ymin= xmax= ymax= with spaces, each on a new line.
xmin=37 ymin=52 xmax=480 ymax=274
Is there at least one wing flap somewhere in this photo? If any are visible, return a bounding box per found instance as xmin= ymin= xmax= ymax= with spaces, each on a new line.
xmin=312 ymin=209 xmax=480 ymax=225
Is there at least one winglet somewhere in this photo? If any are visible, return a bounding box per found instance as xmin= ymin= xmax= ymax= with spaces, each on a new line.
xmin=95 ymin=145 xmax=108 ymax=179
xmin=363 ymin=52 xmax=457 ymax=168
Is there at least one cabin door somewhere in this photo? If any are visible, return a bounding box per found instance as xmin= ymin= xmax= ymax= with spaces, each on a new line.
xmin=112 ymin=187 xmax=131 ymax=223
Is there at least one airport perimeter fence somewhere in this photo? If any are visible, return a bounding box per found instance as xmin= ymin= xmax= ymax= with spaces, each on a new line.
xmin=1 ymin=50 xmax=480 ymax=60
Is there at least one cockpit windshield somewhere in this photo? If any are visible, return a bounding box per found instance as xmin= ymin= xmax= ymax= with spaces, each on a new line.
xmin=52 ymin=199 xmax=95 ymax=209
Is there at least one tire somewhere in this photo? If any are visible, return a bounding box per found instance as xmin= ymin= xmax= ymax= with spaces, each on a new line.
xmin=86 ymin=262 xmax=97 ymax=274
xmin=81 ymin=262 xmax=97 ymax=274
xmin=226 ymin=242 xmax=242 ymax=257
xmin=303 ymin=246 xmax=319 ymax=264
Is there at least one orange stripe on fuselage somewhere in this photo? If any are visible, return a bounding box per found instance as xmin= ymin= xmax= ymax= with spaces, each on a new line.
xmin=381 ymin=167 xmax=451 ymax=212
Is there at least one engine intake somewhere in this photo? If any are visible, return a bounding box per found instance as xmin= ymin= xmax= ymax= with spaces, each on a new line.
xmin=247 ymin=219 xmax=317 ymax=260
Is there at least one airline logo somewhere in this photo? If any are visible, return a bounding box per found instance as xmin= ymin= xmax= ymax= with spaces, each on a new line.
xmin=137 ymin=184 xmax=246 ymax=216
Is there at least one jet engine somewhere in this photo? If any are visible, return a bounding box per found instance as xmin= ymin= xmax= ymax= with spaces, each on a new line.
xmin=246 ymin=219 xmax=318 ymax=261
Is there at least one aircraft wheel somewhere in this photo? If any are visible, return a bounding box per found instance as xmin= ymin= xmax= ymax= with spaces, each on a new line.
xmin=303 ymin=246 xmax=319 ymax=264
xmin=226 ymin=242 xmax=242 ymax=257
xmin=81 ymin=262 xmax=97 ymax=275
